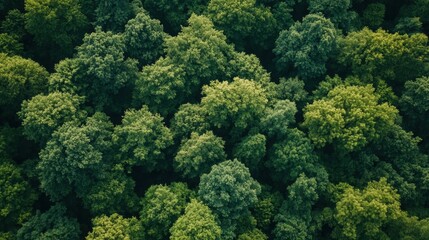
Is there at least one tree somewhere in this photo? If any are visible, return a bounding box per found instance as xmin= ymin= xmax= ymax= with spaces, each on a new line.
xmin=332 ymin=178 xmax=403 ymax=239
xmin=123 ymin=11 xmax=167 ymax=67
xmin=17 ymin=204 xmax=81 ymax=240
xmin=140 ymin=183 xmax=192 ymax=240
xmin=232 ymin=133 xmax=266 ymax=173
xmin=80 ymin=167 xmax=139 ymax=216
xmin=86 ymin=214 xmax=142 ymax=240
xmin=338 ymin=28 xmax=429 ymax=86
xmin=201 ymin=78 xmax=268 ymax=138
xmin=274 ymin=13 xmax=338 ymax=81
xmin=273 ymin=174 xmax=320 ymax=240
xmin=0 ymin=53 xmax=48 ymax=121
xmin=95 ymin=0 xmax=132 ymax=32
xmin=400 ymin=76 xmax=429 ymax=139
xmin=0 ymin=33 xmax=23 ymax=55
xmin=302 ymin=85 xmax=398 ymax=152
xmin=143 ymin=0 xmax=208 ymax=34
xmin=70 ymin=28 xmax=139 ymax=111
xmin=170 ymin=199 xmax=222 ymax=240
xmin=24 ymin=0 xmax=88 ymax=65
xmin=170 ymin=103 xmax=210 ymax=141
xmin=362 ymin=3 xmax=385 ymax=29
xmin=0 ymin=162 xmax=37 ymax=232
xmin=395 ymin=17 xmax=423 ymax=34
xmin=113 ymin=106 xmax=173 ymax=171
xmin=261 ymin=100 xmax=297 ymax=139
xmin=198 ymin=159 xmax=261 ymax=239
xmin=164 ymin=14 xmax=234 ymax=96
xmin=132 ymin=57 xmax=186 ymax=116
xmin=237 ymin=228 xmax=268 ymax=240
xmin=18 ymin=92 xmax=85 ymax=144
xmin=307 ymin=0 xmax=358 ymax=32
xmin=174 ymin=131 xmax=226 ymax=179
xmin=206 ymin=0 xmax=277 ymax=51
xmin=266 ymin=128 xmax=328 ymax=186
xmin=227 ymin=52 xmax=272 ymax=90
xmin=1 ymin=9 xmax=27 ymax=41
xmin=274 ymin=77 xmax=309 ymax=110
xmin=37 ymin=112 xmax=113 ymax=201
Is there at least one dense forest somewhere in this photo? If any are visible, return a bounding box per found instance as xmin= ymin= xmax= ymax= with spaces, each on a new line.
xmin=1 ymin=0 xmax=429 ymax=239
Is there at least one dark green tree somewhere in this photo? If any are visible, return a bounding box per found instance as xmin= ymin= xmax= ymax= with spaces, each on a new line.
xmin=307 ymin=0 xmax=358 ymax=31
xmin=24 ymin=0 xmax=88 ymax=65
xmin=274 ymin=13 xmax=338 ymax=81
xmin=362 ymin=3 xmax=385 ymax=29
xmin=0 ymin=162 xmax=37 ymax=233
xmin=206 ymin=0 xmax=277 ymax=51
xmin=400 ymin=76 xmax=429 ymax=140
xmin=232 ymin=133 xmax=266 ymax=173
xmin=123 ymin=11 xmax=166 ymax=67
xmin=70 ymin=28 xmax=139 ymax=111
xmin=143 ymin=0 xmax=208 ymax=34
xmin=266 ymin=128 xmax=328 ymax=186
xmin=95 ymin=0 xmax=132 ymax=32
xmin=37 ymin=112 xmax=113 ymax=201
xmin=17 ymin=204 xmax=81 ymax=240
xmin=0 ymin=33 xmax=23 ymax=55
xmin=198 ymin=160 xmax=261 ymax=239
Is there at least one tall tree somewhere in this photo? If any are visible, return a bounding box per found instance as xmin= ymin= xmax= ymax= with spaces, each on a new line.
xmin=18 ymin=92 xmax=85 ymax=144
xmin=206 ymin=0 xmax=277 ymax=52
xmin=302 ymin=85 xmax=398 ymax=152
xmin=201 ymin=78 xmax=268 ymax=139
xmin=170 ymin=199 xmax=222 ymax=240
xmin=70 ymin=28 xmax=139 ymax=111
xmin=198 ymin=160 xmax=261 ymax=239
xmin=332 ymin=178 xmax=403 ymax=239
xmin=174 ymin=131 xmax=226 ymax=179
xmin=140 ymin=183 xmax=192 ymax=240
xmin=338 ymin=28 xmax=429 ymax=87
xmin=0 ymin=53 xmax=48 ymax=121
xmin=37 ymin=112 xmax=113 ymax=201
xmin=274 ymin=13 xmax=338 ymax=82
xmin=123 ymin=11 xmax=166 ymax=67
xmin=86 ymin=214 xmax=142 ymax=240
xmin=113 ymin=106 xmax=173 ymax=171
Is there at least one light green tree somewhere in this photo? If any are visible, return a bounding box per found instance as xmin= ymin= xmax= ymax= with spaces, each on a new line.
xmin=18 ymin=92 xmax=85 ymax=144
xmin=86 ymin=214 xmax=142 ymax=240
xmin=170 ymin=199 xmax=221 ymax=240
xmin=113 ymin=106 xmax=173 ymax=171
xmin=303 ymin=85 xmax=398 ymax=152
xmin=174 ymin=131 xmax=226 ymax=179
